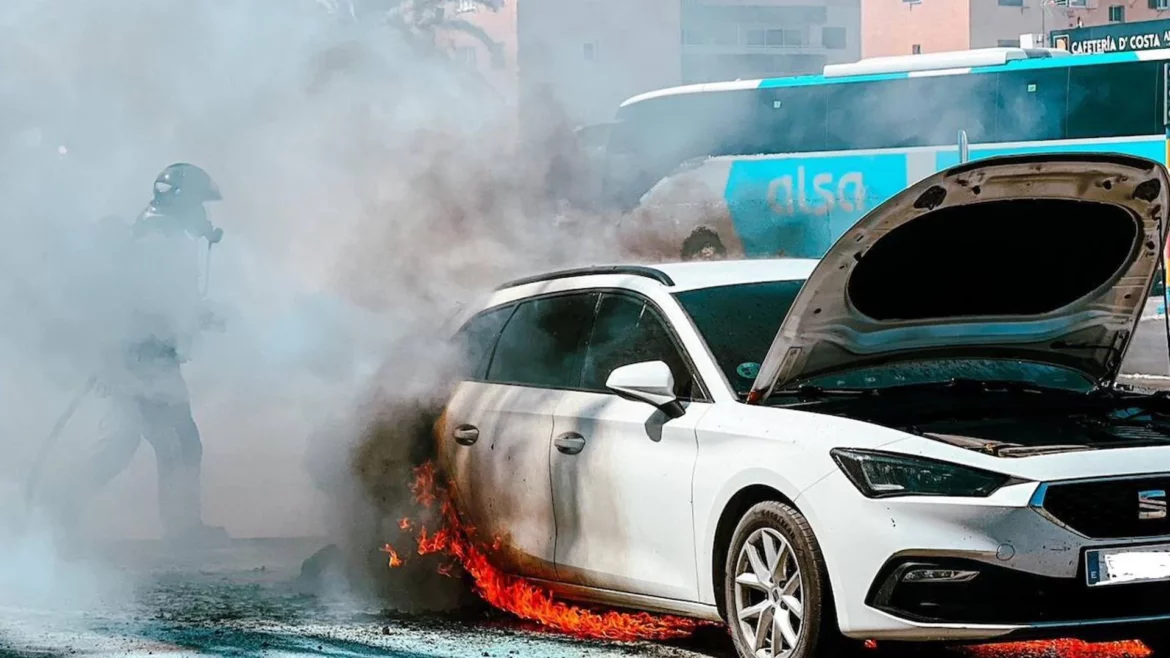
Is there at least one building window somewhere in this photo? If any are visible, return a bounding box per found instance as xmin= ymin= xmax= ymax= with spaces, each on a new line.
xmin=745 ymin=28 xmax=766 ymax=46
xmin=456 ymin=0 xmax=478 ymax=13
xmin=998 ymin=0 xmax=1024 ymax=5
xmin=912 ymin=44 xmax=922 ymax=54
xmin=1109 ymin=4 xmax=1126 ymax=21
xmin=822 ymin=26 xmax=847 ymax=50
xmin=583 ymin=42 xmax=598 ymax=61
xmin=454 ymin=46 xmax=476 ymax=66
xmin=998 ymin=38 xmax=1021 ymax=47
xmin=1151 ymin=0 xmax=1170 ymax=10
xmin=711 ymin=24 xmax=740 ymax=46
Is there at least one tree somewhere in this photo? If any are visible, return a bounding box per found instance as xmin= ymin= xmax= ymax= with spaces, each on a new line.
xmin=316 ymin=0 xmax=506 ymax=68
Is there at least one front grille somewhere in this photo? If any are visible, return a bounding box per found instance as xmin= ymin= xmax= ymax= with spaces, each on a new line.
xmin=1041 ymin=476 xmax=1170 ymax=539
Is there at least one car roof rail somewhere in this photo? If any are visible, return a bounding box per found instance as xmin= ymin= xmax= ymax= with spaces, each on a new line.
xmin=494 ymin=265 xmax=675 ymax=291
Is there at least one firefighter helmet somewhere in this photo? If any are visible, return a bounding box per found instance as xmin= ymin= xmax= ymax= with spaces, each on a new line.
xmin=152 ymin=163 xmax=222 ymax=208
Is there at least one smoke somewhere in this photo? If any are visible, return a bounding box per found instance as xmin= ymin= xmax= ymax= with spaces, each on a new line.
xmin=0 ymin=0 xmax=645 ymax=630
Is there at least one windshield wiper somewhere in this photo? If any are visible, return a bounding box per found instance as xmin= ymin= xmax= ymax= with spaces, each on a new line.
xmin=878 ymin=378 xmax=1086 ymax=397
xmin=769 ymin=378 xmax=1088 ymax=402
xmin=770 ymin=384 xmax=877 ymax=399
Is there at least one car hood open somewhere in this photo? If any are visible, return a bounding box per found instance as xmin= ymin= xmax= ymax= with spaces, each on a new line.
xmin=748 ymin=154 xmax=1170 ymax=403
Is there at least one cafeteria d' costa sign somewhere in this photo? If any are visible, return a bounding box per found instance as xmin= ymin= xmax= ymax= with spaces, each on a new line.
xmin=1050 ymin=19 xmax=1170 ymax=54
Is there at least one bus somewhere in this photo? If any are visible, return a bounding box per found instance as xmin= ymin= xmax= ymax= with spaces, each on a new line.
xmin=602 ymin=46 xmax=1170 ymax=277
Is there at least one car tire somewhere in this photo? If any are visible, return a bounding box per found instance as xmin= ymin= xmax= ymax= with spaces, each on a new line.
xmin=723 ymin=500 xmax=848 ymax=658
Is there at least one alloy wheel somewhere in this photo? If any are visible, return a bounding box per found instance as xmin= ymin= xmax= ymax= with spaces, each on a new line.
xmin=733 ymin=527 xmax=804 ymax=658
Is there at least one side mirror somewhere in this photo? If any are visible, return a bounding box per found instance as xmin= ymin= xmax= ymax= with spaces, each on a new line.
xmin=605 ymin=361 xmax=685 ymax=419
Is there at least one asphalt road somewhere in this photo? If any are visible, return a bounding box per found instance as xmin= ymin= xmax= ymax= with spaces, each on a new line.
xmin=1121 ymin=303 xmax=1170 ymax=378
xmin=0 ymin=538 xmax=1154 ymax=658
xmin=1120 ymin=320 xmax=1170 ymax=379
xmin=0 ymin=537 xmax=738 ymax=658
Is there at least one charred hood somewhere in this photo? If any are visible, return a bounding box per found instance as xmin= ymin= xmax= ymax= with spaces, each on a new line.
xmin=750 ymin=154 xmax=1170 ymax=402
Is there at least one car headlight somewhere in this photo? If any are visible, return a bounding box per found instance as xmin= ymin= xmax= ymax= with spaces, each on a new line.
xmin=830 ymin=448 xmax=1010 ymax=499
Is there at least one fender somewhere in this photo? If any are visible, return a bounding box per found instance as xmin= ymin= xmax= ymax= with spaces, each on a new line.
xmin=695 ymin=464 xmax=829 ymax=605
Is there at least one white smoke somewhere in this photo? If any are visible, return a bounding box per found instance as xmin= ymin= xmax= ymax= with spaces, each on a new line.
xmin=0 ymin=0 xmax=636 ymax=636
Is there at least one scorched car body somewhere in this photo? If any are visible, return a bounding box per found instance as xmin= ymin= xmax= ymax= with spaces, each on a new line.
xmin=437 ymin=154 xmax=1170 ymax=658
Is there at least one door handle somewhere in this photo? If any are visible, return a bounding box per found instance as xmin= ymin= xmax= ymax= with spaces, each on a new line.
xmin=554 ymin=432 xmax=586 ymax=455
xmin=453 ymin=424 xmax=479 ymax=446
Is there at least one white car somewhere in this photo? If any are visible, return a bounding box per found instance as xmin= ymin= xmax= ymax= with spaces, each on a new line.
xmin=437 ymin=154 xmax=1170 ymax=658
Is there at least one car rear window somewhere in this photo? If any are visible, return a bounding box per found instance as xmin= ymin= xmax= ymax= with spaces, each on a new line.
xmin=452 ymin=304 xmax=515 ymax=380
xmin=674 ymin=280 xmax=805 ymax=396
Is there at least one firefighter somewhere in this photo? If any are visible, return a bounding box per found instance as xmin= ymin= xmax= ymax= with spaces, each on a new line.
xmin=51 ymin=163 xmax=228 ymax=544
xmin=680 ymin=225 xmax=728 ymax=261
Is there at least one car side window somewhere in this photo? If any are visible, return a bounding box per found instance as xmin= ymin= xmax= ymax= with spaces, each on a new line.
xmin=581 ymin=293 xmax=695 ymax=399
xmin=451 ymin=304 xmax=515 ymax=381
xmin=487 ymin=292 xmax=599 ymax=389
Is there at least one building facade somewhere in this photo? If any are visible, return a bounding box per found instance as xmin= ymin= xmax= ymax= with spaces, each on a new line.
xmin=862 ymin=0 xmax=1052 ymax=57
xmin=515 ymin=0 xmax=860 ymax=128
xmin=432 ymin=0 xmax=521 ymax=115
xmin=679 ymin=0 xmax=861 ymax=84
xmin=1053 ymin=0 xmax=1170 ymax=29
xmin=863 ymin=0 xmax=1170 ymax=59
xmin=444 ymin=0 xmax=863 ymax=131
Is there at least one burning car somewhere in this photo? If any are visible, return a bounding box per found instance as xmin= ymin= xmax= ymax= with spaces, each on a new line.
xmin=436 ymin=154 xmax=1170 ymax=658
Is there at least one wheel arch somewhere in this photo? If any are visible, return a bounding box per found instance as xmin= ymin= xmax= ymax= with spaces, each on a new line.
xmin=710 ymin=484 xmax=801 ymax=620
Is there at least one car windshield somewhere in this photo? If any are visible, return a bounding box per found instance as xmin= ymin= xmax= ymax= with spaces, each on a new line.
xmin=674 ymin=279 xmax=805 ymax=396
xmin=675 ymin=279 xmax=1100 ymax=398
xmin=797 ymin=359 xmax=1097 ymax=394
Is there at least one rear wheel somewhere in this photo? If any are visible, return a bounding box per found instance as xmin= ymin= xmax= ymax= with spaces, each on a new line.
xmin=723 ymin=500 xmax=847 ymax=658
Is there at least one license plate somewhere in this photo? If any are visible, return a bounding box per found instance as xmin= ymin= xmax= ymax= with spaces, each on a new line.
xmin=1086 ymin=543 xmax=1170 ymax=587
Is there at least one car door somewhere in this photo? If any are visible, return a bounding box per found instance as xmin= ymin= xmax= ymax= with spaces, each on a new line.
xmin=550 ymin=291 xmax=708 ymax=601
xmin=440 ymin=292 xmax=597 ymax=581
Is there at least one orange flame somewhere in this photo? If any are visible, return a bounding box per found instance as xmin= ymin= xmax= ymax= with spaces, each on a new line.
xmin=384 ymin=465 xmax=1164 ymax=655
xmin=382 ymin=461 xmax=715 ymax=642
xmin=966 ymin=639 xmax=1150 ymax=658
xmin=381 ymin=543 xmax=403 ymax=568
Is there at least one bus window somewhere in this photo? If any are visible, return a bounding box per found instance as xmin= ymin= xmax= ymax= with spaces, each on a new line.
xmin=996 ymin=68 xmax=1068 ymax=143
xmin=1068 ymin=61 xmax=1161 ymax=139
xmin=825 ymin=78 xmax=920 ymax=151
xmin=755 ymin=86 xmax=828 ymax=154
xmin=913 ymin=73 xmax=997 ymax=146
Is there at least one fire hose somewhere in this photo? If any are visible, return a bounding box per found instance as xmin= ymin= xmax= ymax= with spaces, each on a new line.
xmin=22 ymin=374 xmax=98 ymax=508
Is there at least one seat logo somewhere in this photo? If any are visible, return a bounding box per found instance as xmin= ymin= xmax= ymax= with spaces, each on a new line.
xmin=1139 ymin=489 xmax=1168 ymax=520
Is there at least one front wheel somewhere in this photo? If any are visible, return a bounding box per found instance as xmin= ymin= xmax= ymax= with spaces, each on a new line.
xmin=723 ymin=500 xmax=847 ymax=658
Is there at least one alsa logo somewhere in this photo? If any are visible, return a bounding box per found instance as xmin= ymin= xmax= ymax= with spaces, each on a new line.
xmin=766 ymin=167 xmax=867 ymax=216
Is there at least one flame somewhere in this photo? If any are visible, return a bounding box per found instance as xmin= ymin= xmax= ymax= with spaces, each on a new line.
xmin=381 ymin=543 xmax=403 ymax=569
xmin=384 ymin=463 xmax=1156 ymax=655
xmin=966 ymin=640 xmax=1150 ymax=658
xmin=382 ymin=461 xmax=715 ymax=642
